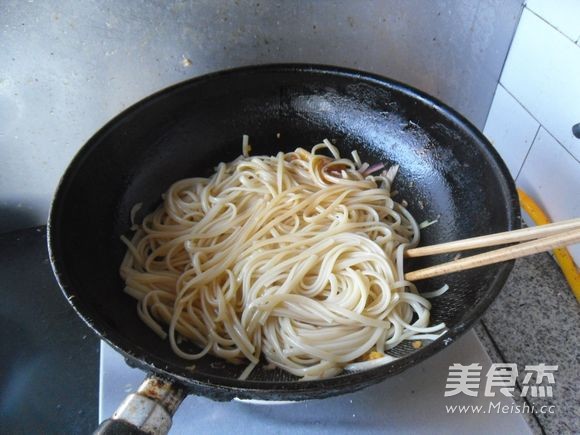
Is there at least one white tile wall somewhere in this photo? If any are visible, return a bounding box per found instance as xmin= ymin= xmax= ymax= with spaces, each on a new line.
xmin=484 ymin=85 xmax=539 ymax=177
xmin=526 ymin=0 xmax=580 ymax=42
xmin=517 ymin=128 xmax=580 ymax=261
xmin=500 ymin=9 xmax=580 ymax=161
xmin=485 ymin=5 xmax=580 ymax=264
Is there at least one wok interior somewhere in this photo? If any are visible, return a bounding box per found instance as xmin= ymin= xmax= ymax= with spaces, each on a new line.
xmin=50 ymin=66 xmax=518 ymax=397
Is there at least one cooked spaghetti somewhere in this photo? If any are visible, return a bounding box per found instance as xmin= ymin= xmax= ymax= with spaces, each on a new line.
xmin=120 ymin=138 xmax=446 ymax=379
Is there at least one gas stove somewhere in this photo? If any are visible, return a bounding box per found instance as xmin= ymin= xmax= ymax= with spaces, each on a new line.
xmin=100 ymin=330 xmax=531 ymax=434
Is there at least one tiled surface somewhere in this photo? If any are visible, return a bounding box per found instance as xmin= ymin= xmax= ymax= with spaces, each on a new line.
xmin=484 ymin=85 xmax=539 ymax=177
xmin=526 ymin=0 xmax=580 ymax=42
xmin=500 ymin=9 xmax=580 ymax=162
xmin=516 ymin=128 xmax=580 ymax=262
xmin=481 ymin=253 xmax=580 ymax=435
xmin=485 ymin=5 xmax=580 ymax=265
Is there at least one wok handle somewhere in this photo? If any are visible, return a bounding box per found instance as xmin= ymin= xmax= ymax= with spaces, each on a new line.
xmin=94 ymin=374 xmax=186 ymax=435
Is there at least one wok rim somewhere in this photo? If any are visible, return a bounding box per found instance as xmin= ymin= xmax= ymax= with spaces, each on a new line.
xmin=47 ymin=63 xmax=520 ymax=400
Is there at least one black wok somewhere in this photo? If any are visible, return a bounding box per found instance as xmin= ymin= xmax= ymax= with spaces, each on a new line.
xmin=48 ymin=64 xmax=520 ymax=433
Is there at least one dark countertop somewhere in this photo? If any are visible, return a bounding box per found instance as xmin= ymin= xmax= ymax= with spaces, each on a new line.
xmin=476 ymin=253 xmax=580 ymax=435
xmin=0 ymin=226 xmax=99 ymax=434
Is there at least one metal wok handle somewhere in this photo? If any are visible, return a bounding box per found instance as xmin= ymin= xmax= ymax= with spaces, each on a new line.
xmin=94 ymin=374 xmax=185 ymax=435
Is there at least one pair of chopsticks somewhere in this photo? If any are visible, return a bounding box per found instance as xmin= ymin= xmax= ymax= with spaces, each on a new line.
xmin=404 ymin=218 xmax=580 ymax=281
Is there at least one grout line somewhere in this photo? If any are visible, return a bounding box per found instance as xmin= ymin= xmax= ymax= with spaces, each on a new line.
xmin=549 ymin=131 xmax=580 ymax=164
xmin=479 ymin=320 xmax=547 ymax=435
xmin=525 ymin=6 xmax=579 ymax=45
xmin=482 ymin=85 xmax=501 ymax=129
xmin=515 ymin=124 xmax=540 ymax=181
xmin=483 ymin=1 xmax=527 ymax=129
xmin=500 ymin=1 xmax=526 ymax=75
xmin=499 ymin=84 xmax=580 ymax=165
xmin=498 ymin=83 xmax=537 ymax=122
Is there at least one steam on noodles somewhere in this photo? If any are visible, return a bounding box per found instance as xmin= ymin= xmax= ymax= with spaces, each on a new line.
xmin=120 ymin=138 xmax=446 ymax=380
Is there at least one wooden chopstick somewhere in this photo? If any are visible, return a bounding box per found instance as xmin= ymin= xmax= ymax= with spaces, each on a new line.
xmin=406 ymin=217 xmax=580 ymax=258
xmin=405 ymin=227 xmax=580 ymax=281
